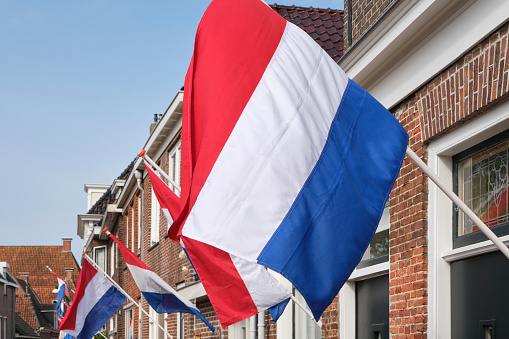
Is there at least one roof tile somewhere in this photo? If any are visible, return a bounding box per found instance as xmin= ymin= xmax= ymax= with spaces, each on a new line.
xmin=270 ymin=4 xmax=344 ymax=62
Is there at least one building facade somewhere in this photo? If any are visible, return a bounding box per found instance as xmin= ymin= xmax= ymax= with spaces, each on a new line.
xmin=77 ymin=0 xmax=509 ymax=338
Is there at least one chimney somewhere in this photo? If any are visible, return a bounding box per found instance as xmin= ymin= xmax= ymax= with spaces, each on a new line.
xmin=62 ymin=238 xmax=72 ymax=252
xmin=0 ymin=262 xmax=9 ymax=276
xmin=64 ymin=268 xmax=74 ymax=283
xmin=19 ymin=272 xmax=29 ymax=282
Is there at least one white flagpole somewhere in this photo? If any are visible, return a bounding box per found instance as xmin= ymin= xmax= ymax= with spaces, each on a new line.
xmin=47 ymin=266 xmax=75 ymax=293
xmin=139 ymin=150 xmax=181 ymax=194
xmin=406 ymin=147 xmax=509 ymax=259
xmin=96 ymin=331 xmax=108 ymax=339
xmin=83 ymin=254 xmax=173 ymax=339
xmin=290 ymin=295 xmax=322 ymax=326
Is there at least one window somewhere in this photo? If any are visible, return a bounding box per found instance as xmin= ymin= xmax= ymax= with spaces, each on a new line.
xmin=168 ymin=142 xmax=182 ymax=196
xmin=148 ymin=307 xmax=163 ymax=339
xmin=94 ymin=246 xmax=106 ymax=272
xmin=138 ymin=196 xmax=142 ymax=251
xmin=131 ymin=206 xmax=135 ymax=250
xmin=176 ymin=313 xmax=184 ymax=339
xmin=358 ymin=205 xmax=390 ymax=268
xmin=110 ymin=242 xmax=115 ymax=276
xmin=126 ymin=212 xmax=130 ymax=250
xmin=454 ymin=130 xmax=509 ymax=247
xmin=151 ymin=186 xmax=161 ymax=245
xmin=125 ymin=308 xmax=134 ymax=339
xmin=292 ymin=289 xmax=321 ymax=339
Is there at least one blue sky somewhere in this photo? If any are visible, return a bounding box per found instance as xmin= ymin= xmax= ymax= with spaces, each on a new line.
xmin=0 ymin=0 xmax=344 ymax=262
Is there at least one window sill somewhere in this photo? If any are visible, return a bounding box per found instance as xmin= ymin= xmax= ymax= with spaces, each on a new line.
xmin=442 ymin=234 xmax=509 ymax=263
xmin=148 ymin=241 xmax=159 ymax=252
xmin=348 ymin=261 xmax=389 ymax=282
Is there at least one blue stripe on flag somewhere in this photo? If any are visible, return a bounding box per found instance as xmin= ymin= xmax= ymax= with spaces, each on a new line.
xmin=142 ymin=292 xmax=214 ymax=332
xmin=258 ymin=79 xmax=408 ymax=320
xmin=76 ymin=286 xmax=126 ymax=339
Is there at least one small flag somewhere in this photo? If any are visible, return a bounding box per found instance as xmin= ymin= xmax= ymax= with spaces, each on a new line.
xmin=59 ymin=260 xmax=126 ymax=339
xmin=48 ymin=267 xmax=71 ymax=320
xmin=107 ymin=231 xmax=215 ymax=332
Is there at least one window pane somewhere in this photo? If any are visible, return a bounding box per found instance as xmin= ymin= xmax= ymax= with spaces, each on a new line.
xmin=458 ymin=140 xmax=509 ymax=236
xmin=360 ymin=206 xmax=389 ymax=263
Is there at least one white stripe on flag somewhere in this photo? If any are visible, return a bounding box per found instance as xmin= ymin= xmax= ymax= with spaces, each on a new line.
xmin=65 ymin=273 xmax=112 ymax=336
xmin=182 ymin=22 xmax=349 ymax=261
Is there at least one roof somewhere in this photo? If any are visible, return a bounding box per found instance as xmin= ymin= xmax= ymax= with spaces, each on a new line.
xmin=15 ymin=313 xmax=39 ymax=338
xmin=270 ymin=4 xmax=344 ymax=62
xmin=0 ymin=246 xmax=79 ymax=304
xmin=87 ymin=159 xmax=135 ymax=215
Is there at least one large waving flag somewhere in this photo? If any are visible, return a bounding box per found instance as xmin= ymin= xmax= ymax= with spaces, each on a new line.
xmin=59 ymin=259 xmax=126 ymax=339
xmin=170 ymin=0 xmax=408 ymax=321
xmin=106 ymin=231 xmax=215 ymax=332
xmin=144 ymin=160 xmax=291 ymax=327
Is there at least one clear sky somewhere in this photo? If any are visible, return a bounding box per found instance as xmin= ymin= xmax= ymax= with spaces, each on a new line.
xmin=0 ymin=0 xmax=344 ymax=263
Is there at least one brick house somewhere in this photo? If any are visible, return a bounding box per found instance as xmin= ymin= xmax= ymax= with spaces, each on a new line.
xmin=338 ymin=0 xmax=509 ymax=338
xmin=0 ymin=240 xmax=80 ymax=338
xmin=77 ymin=0 xmax=509 ymax=338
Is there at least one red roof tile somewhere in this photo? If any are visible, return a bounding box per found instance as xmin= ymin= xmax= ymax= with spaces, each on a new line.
xmin=0 ymin=245 xmax=80 ymax=304
xmin=270 ymin=4 xmax=344 ymax=62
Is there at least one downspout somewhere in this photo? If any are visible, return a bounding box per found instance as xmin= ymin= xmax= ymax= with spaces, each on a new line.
xmin=249 ymin=315 xmax=256 ymax=339
xmin=135 ymin=169 xmax=144 ymax=339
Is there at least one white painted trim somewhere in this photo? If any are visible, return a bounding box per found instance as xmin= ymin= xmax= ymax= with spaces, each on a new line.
xmin=442 ymin=235 xmax=509 ymax=262
xmin=340 ymin=0 xmax=509 ymax=109
xmin=176 ymin=281 xmax=207 ymax=300
xmin=427 ymin=104 xmax=509 ymax=338
xmin=117 ymin=91 xmax=184 ymax=210
xmin=348 ymin=261 xmax=390 ymax=281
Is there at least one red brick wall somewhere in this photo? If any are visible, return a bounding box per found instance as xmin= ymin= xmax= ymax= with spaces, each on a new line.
xmin=386 ymin=20 xmax=509 ymax=339
xmin=344 ymin=0 xmax=397 ymax=49
xmin=418 ymin=22 xmax=509 ymax=143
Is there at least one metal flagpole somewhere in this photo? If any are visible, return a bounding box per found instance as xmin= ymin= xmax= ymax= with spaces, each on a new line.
xmin=96 ymin=331 xmax=108 ymax=339
xmin=139 ymin=150 xmax=181 ymax=194
xmin=83 ymin=254 xmax=173 ymax=339
xmin=406 ymin=147 xmax=509 ymax=259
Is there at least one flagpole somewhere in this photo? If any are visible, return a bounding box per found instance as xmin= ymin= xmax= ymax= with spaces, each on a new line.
xmin=139 ymin=150 xmax=181 ymax=194
xmin=290 ymin=295 xmax=322 ymax=326
xmin=47 ymin=266 xmax=75 ymax=293
xmin=83 ymin=254 xmax=173 ymax=339
xmin=406 ymin=147 xmax=509 ymax=260
xmin=96 ymin=331 xmax=108 ymax=339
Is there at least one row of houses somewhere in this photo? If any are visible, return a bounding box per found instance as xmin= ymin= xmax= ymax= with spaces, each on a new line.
xmin=0 ymin=240 xmax=81 ymax=339
xmin=77 ymin=0 xmax=509 ymax=338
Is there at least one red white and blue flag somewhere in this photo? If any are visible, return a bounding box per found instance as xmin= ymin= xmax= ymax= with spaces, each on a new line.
xmin=106 ymin=231 xmax=216 ymax=332
xmin=49 ymin=270 xmax=71 ymax=321
xmin=59 ymin=260 xmax=126 ymax=339
xmin=170 ymin=0 xmax=408 ymax=323
xmin=144 ymin=160 xmax=291 ymax=327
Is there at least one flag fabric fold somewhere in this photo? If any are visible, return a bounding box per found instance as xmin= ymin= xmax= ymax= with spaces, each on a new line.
xmin=107 ymin=232 xmax=215 ymax=332
xmin=144 ymin=160 xmax=181 ymax=222
xmin=59 ymin=259 xmax=126 ymax=339
xmin=170 ymin=0 xmax=408 ymax=322
xmin=49 ymin=270 xmax=71 ymax=320
xmin=145 ymin=157 xmax=291 ymax=327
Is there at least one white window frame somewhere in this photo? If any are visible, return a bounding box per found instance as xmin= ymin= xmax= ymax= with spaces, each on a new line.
xmin=427 ymin=104 xmax=509 ymax=338
xmin=125 ymin=308 xmax=134 ymax=339
xmin=131 ymin=207 xmax=135 ymax=250
xmin=110 ymin=242 xmax=115 ymax=276
xmin=168 ymin=141 xmax=182 ymax=196
xmin=138 ymin=196 xmax=142 ymax=251
xmin=126 ymin=211 xmax=130 ymax=251
xmin=151 ymin=185 xmax=161 ymax=245
xmin=93 ymin=246 xmax=106 ymax=273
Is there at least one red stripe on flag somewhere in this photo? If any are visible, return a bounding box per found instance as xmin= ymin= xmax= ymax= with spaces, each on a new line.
xmin=59 ymin=260 xmax=97 ymax=331
xmin=144 ymin=161 xmax=181 ymax=221
xmin=182 ymin=237 xmax=259 ymax=327
xmin=108 ymin=233 xmax=151 ymax=271
xmin=169 ymin=0 xmax=287 ymax=241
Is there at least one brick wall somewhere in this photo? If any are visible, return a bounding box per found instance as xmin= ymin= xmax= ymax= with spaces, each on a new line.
xmin=386 ymin=19 xmax=509 ymax=339
xmin=344 ymin=0 xmax=397 ymax=50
